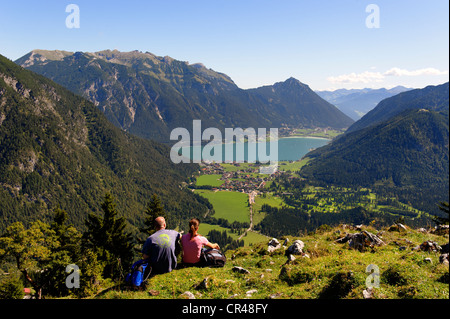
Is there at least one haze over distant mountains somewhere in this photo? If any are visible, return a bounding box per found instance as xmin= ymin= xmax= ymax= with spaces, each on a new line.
xmin=316 ymin=86 xmax=412 ymax=120
xmin=15 ymin=50 xmax=354 ymax=143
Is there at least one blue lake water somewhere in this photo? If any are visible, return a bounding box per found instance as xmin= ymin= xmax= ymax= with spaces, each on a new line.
xmin=180 ymin=137 xmax=330 ymax=162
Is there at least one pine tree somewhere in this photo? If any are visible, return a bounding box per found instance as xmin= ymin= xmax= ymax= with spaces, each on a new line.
xmin=84 ymin=193 xmax=134 ymax=279
xmin=140 ymin=194 xmax=167 ymax=237
xmin=433 ymin=201 xmax=449 ymax=225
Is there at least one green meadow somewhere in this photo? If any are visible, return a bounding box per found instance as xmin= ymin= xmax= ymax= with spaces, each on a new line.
xmin=194 ymin=189 xmax=250 ymax=223
xmin=195 ymin=174 xmax=224 ymax=187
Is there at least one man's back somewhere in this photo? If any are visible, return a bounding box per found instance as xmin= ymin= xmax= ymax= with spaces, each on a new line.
xmin=142 ymin=229 xmax=180 ymax=274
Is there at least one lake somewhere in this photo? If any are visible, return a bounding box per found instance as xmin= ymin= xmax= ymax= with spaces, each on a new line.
xmin=180 ymin=136 xmax=330 ymax=162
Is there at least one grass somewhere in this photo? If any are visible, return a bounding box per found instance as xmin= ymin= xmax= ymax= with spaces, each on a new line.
xmin=196 ymin=174 xmax=224 ymax=187
xmin=194 ymin=189 xmax=250 ymax=223
xmin=252 ymin=193 xmax=285 ymax=225
xmin=277 ymin=159 xmax=310 ymax=172
xmin=95 ymin=224 xmax=449 ymax=300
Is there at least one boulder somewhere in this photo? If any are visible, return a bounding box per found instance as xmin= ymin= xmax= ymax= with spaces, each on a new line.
xmin=416 ymin=241 xmax=441 ymax=252
xmin=439 ymin=253 xmax=449 ymax=265
xmin=335 ymin=231 xmax=385 ymax=251
xmin=267 ymin=238 xmax=281 ymax=253
xmin=286 ymin=240 xmax=305 ymax=255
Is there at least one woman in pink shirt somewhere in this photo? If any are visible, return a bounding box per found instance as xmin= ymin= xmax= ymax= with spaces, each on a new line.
xmin=181 ymin=218 xmax=220 ymax=266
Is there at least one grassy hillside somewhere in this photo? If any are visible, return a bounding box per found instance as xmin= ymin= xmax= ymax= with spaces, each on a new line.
xmin=96 ymin=224 xmax=449 ymax=299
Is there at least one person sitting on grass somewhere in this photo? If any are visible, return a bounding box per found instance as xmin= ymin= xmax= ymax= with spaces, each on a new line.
xmin=181 ymin=218 xmax=220 ymax=267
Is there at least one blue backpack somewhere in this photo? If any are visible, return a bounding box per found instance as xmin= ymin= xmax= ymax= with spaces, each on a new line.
xmin=125 ymin=259 xmax=151 ymax=288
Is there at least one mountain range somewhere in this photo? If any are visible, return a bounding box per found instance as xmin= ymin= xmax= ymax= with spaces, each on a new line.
xmin=301 ymin=82 xmax=449 ymax=215
xmin=0 ymin=54 xmax=206 ymax=233
xmin=316 ymin=86 xmax=412 ymax=120
xmin=15 ymin=50 xmax=354 ymax=143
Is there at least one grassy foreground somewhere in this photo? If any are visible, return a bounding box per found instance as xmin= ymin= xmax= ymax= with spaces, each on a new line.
xmin=96 ymin=224 xmax=449 ymax=300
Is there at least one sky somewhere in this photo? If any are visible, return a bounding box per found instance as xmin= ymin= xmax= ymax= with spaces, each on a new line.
xmin=0 ymin=0 xmax=448 ymax=91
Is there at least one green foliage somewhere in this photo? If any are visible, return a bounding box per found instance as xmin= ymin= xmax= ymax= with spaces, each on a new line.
xmin=301 ymin=107 xmax=449 ymax=215
xmin=0 ymin=54 xmax=207 ymax=234
xmin=139 ymin=194 xmax=167 ymax=237
xmin=84 ymin=193 xmax=134 ymax=279
xmin=0 ymin=272 xmax=24 ymax=299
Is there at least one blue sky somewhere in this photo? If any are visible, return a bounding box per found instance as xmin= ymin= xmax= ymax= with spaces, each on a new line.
xmin=0 ymin=0 xmax=448 ymax=90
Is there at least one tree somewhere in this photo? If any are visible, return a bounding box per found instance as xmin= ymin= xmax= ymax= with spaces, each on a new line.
xmin=140 ymin=194 xmax=167 ymax=237
xmin=433 ymin=201 xmax=449 ymax=225
xmin=0 ymin=221 xmax=57 ymax=299
xmin=84 ymin=193 xmax=134 ymax=279
xmin=0 ymin=209 xmax=84 ymax=299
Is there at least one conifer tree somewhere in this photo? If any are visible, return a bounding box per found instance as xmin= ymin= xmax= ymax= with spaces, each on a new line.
xmin=140 ymin=194 xmax=167 ymax=237
xmin=84 ymin=193 xmax=134 ymax=279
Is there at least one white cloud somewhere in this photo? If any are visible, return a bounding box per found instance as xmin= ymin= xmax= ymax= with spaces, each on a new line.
xmin=327 ymin=71 xmax=384 ymax=84
xmin=327 ymin=67 xmax=448 ymax=84
xmin=384 ymin=67 xmax=448 ymax=77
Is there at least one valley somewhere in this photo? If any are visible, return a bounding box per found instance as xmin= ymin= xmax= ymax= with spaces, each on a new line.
xmin=191 ymin=160 xmax=432 ymax=249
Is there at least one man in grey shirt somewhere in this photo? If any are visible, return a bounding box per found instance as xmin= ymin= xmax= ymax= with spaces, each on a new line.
xmin=142 ymin=216 xmax=181 ymax=275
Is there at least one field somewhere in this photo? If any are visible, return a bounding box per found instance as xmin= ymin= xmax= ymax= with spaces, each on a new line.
xmin=277 ymin=159 xmax=310 ymax=172
xmin=194 ymin=189 xmax=250 ymax=223
xmin=199 ymin=223 xmax=268 ymax=246
xmin=195 ymin=174 xmax=224 ymax=187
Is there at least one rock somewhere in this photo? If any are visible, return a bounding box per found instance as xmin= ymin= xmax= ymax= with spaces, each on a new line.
xmin=283 ymin=238 xmax=289 ymax=246
xmin=433 ymin=224 xmax=449 ymax=235
xmin=267 ymin=238 xmax=281 ymax=253
xmin=148 ymin=289 xmax=160 ymax=296
xmin=399 ymin=246 xmax=406 ymax=251
xmin=287 ymin=254 xmax=296 ymax=262
xmin=389 ymin=223 xmax=407 ymax=232
xmin=246 ymin=289 xmax=257 ymax=297
xmin=335 ymin=230 xmax=385 ymax=251
xmin=286 ymin=240 xmax=305 ymax=255
xmin=418 ymin=241 xmax=441 ymax=252
xmin=269 ymin=292 xmax=283 ymax=299
xmin=417 ymin=228 xmax=428 ymax=233
xmin=232 ymin=266 xmax=250 ymax=274
xmin=441 ymin=243 xmax=449 ymax=254
xmin=268 ymin=238 xmax=280 ymax=246
xmin=363 ymin=287 xmax=374 ymax=299
xmin=439 ymin=253 xmax=449 ymax=265
xmin=180 ymin=291 xmax=196 ymax=299
xmin=424 ymin=257 xmax=432 ymax=264
xmin=194 ymin=277 xmax=211 ymax=290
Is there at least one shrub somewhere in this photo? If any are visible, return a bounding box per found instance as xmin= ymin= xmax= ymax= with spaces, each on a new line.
xmin=318 ymin=271 xmax=357 ymax=299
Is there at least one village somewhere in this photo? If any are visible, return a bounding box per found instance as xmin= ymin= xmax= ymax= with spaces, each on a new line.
xmin=194 ymin=161 xmax=285 ymax=198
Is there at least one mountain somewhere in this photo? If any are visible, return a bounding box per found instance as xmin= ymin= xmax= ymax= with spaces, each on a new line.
xmin=346 ymin=82 xmax=449 ymax=133
xmin=300 ymin=83 xmax=449 ymax=215
xmin=15 ymin=50 xmax=354 ymax=143
xmin=247 ymin=77 xmax=354 ymax=129
xmin=316 ymin=86 xmax=412 ymax=120
xmin=0 ymin=54 xmax=206 ymax=232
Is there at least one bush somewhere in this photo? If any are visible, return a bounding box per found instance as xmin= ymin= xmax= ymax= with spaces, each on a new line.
xmin=381 ymin=265 xmax=408 ymax=286
xmin=318 ymin=271 xmax=357 ymax=299
xmin=0 ymin=273 xmax=24 ymax=299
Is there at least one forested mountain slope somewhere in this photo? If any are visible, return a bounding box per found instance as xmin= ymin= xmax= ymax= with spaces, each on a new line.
xmin=0 ymin=54 xmax=206 ymax=232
